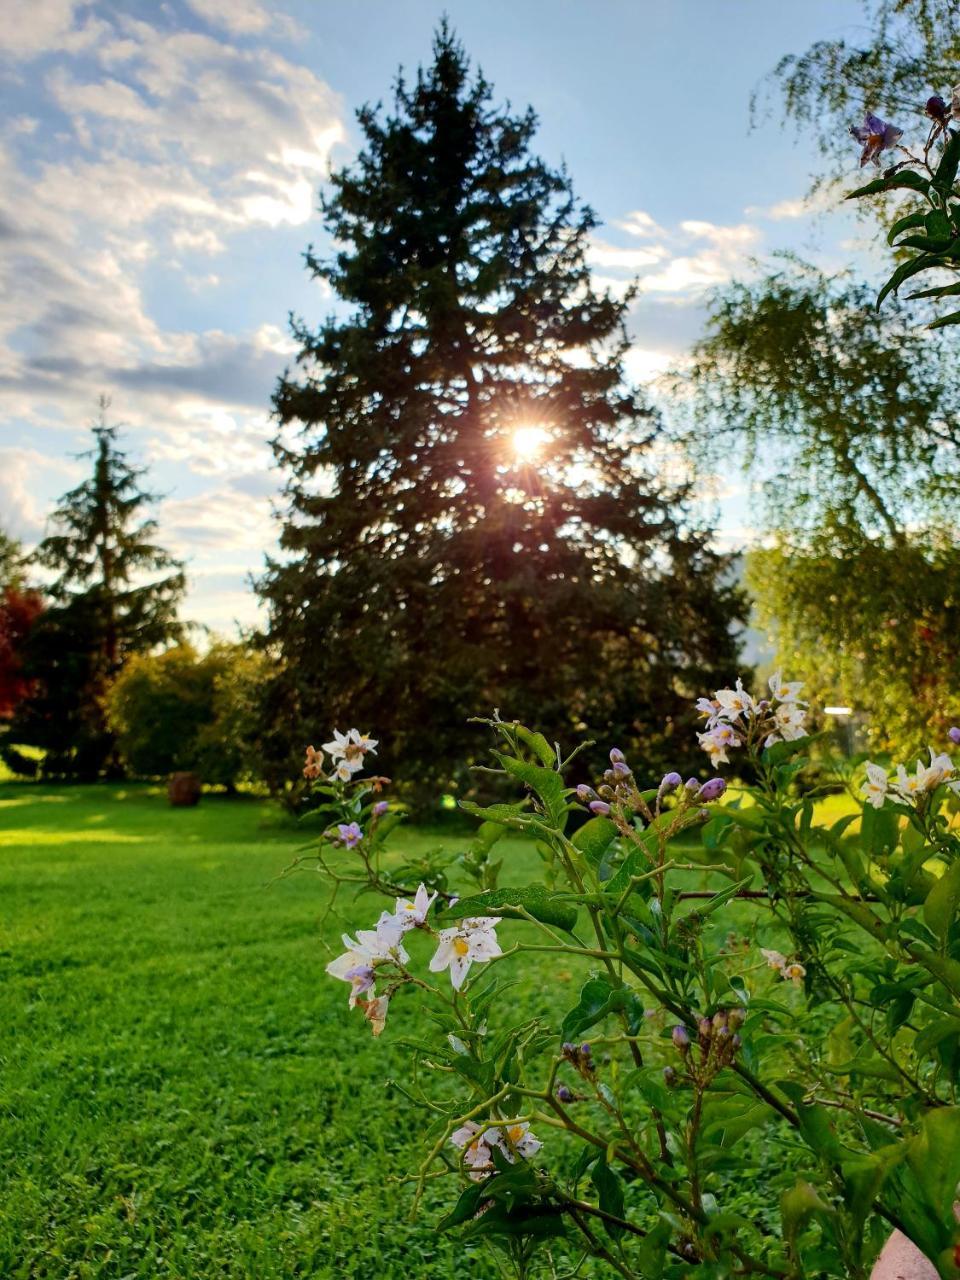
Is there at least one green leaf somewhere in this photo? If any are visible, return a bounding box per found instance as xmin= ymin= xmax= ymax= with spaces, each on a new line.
xmin=906 ymin=1108 xmax=960 ymax=1225
xmin=440 ymin=883 xmax=578 ymax=933
xmin=561 ymin=975 xmax=644 ymax=1040
xmin=781 ymin=1180 xmax=834 ymax=1250
xmin=846 ymin=169 xmax=930 ymax=198
xmin=879 ymin=256 xmax=937 ymax=307
xmin=496 ymin=754 xmax=568 ymax=830
xmin=460 ymin=800 xmax=534 ymax=830
xmin=572 ymin=815 xmax=618 ymax=869
xmin=914 ymin=1016 xmax=960 ymax=1060
xmin=888 ymin=210 xmax=927 ymax=244
xmin=877 ymin=254 xmax=940 ymax=309
xmin=590 ymin=1153 xmax=625 ymax=1237
xmin=927 ymin=308 xmax=960 ymax=330
xmin=923 ymin=861 xmax=960 ymax=944
xmin=909 ymin=279 xmax=960 ymax=300
xmin=926 ymin=208 xmax=953 ymax=239
xmin=680 ymin=875 xmax=754 ymax=921
xmin=512 ymin=725 xmax=556 ymax=767
xmin=933 ymin=128 xmax=960 ymax=192
xmin=860 ymin=803 xmax=899 ymax=859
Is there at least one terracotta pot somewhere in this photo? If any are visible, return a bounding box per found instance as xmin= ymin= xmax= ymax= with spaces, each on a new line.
xmin=870 ymin=1231 xmax=938 ymax=1280
xmin=167 ymin=771 xmax=202 ymax=807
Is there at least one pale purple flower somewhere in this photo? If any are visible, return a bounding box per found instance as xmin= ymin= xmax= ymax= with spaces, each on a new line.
xmin=948 ymin=727 xmax=960 ymax=746
xmin=336 ymin=822 xmax=363 ymax=848
xmin=372 ymin=800 xmax=389 ymax=817
xmin=850 ymin=112 xmax=903 ymax=166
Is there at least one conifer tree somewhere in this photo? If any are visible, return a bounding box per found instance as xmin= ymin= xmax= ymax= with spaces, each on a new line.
xmin=260 ymin=26 xmax=743 ymax=799
xmin=3 ymin=402 xmax=185 ymax=778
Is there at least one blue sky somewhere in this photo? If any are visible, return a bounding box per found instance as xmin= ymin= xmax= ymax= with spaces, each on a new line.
xmin=1 ymin=0 xmax=881 ymax=630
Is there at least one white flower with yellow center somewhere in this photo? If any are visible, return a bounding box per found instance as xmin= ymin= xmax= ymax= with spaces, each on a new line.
xmin=714 ymin=678 xmax=755 ymax=722
xmin=429 ymin=917 xmax=502 ymax=990
xmin=697 ymin=722 xmax=740 ymax=765
xmin=768 ymin=671 xmax=804 ymax=704
xmin=489 ymin=1122 xmax=542 ymax=1160
xmin=861 ymin=762 xmax=889 ymax=809
xmin=394 ymin=883 xmax=437 ymax=931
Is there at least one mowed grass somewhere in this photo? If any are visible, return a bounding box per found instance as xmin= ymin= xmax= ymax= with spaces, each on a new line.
xmin=0 ymin=780 xmax=859 ymax=1279
xmin=0 ymin=781 xmax=627 ymax=1279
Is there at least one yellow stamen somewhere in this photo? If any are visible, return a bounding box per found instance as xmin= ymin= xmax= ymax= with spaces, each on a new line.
xmin=454 ymin=937 xmax=470 ymax=957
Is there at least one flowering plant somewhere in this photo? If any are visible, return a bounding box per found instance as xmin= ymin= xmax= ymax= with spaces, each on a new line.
xmin=287 ymin=682 xmax=960 ymax=1279
xmin=845 ymin=90 xmax=960 ymax=327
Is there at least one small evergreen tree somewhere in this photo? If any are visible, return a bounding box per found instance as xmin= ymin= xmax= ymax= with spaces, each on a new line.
xmin=3 ymin=402 xmax=185 ymax=778
xmin=259 ymin=25 xmax=744 ymax=800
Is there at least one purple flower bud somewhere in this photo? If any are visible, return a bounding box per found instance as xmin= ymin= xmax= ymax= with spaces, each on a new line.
xmin=659 ymin=771 xmax=682 ymax=794
xmin=712 ymin=1010 xmax=728 ymax=1030
xmin=612 ymin=761 xmax=631 ymax=779
xmin=728 ymin=1007 xmax=745 ymax=1030
xmin=949 ymin=727 xmax=960 ymax=746
xmin=580 ymin=1042 xmax=592 ymax=1057
xmin=372 ymin=800 xmax=389 ymax=817
xmin=672 ymin=1025 xmax=690 ymax=1051
xmin=589 ymin=800 xmax=611 ymax=815
xmin=561 ymin=1041 xmax=577 ymax=1057
xmin=609 ymin=748 xmax=626 ymax=765
xmin=684 ymin=777 xmax=700 ymax=792
xmin=576 ymin=784 xmax=597 ymax=803
xmin=698 ymin=1017 xmax=712 ymax=1043
xmin=698 ymin=777 xmax=727 ymax=802
xmin=927 ymin=94 xmax=950 ymax=123
xmin=663 ymin=1065 xmax=677 ymax=1086
xmin=556 ymin=1084 xmax=574 ymax=1103
xmin=731 ymin=1034 xmax=742 ymax=1051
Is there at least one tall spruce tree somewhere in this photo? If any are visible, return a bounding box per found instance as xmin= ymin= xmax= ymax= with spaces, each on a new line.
xmin=3 ymin=402 xmax=185 ymax=778
xmin=260 ymin=26 xmax=744 ymax=800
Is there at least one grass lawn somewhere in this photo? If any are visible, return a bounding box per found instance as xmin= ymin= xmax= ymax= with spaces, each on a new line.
xmin=0 ymin=780 xmax=587 ymax=1279
xmin=0 ymin=780 xmax=858 ymax=1278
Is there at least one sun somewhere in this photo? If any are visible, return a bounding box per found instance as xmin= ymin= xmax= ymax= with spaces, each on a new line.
xmin=512 ymin=425 xmax=548 ymax=461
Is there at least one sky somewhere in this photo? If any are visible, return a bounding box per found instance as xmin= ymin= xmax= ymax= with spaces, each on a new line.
xmin=0 ymin=0 xmax=883 ymax=632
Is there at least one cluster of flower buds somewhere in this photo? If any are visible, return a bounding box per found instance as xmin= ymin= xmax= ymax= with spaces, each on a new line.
xmin=670 ymin=1008 xmax=744 ymax=1084
xmin=577 ymin=752 xmax=726 ymax=823
xmin=561 ymin=1040 xmax=595 ymax=1077
xmin=696 ymin=671 xmax=807 ymax=768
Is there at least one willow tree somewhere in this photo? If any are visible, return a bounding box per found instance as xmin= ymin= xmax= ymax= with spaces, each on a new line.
xmin=260 ymin=25 xmax=743 ymax=800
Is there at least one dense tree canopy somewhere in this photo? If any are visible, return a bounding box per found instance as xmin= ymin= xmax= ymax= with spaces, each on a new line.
xmin=3 ymin=407 xmax=185 ymax=778
xmin=259 ymin=25 xmax=744 ymax=801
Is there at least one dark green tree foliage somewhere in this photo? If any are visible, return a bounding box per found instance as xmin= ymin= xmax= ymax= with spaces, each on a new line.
xmin=678 ymin=264 xmax=960 ymax=751
xmin=3 ymin=407 xmax=185 ymax=778
xmin=260 ymin=27 xmax=744 ymax=800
